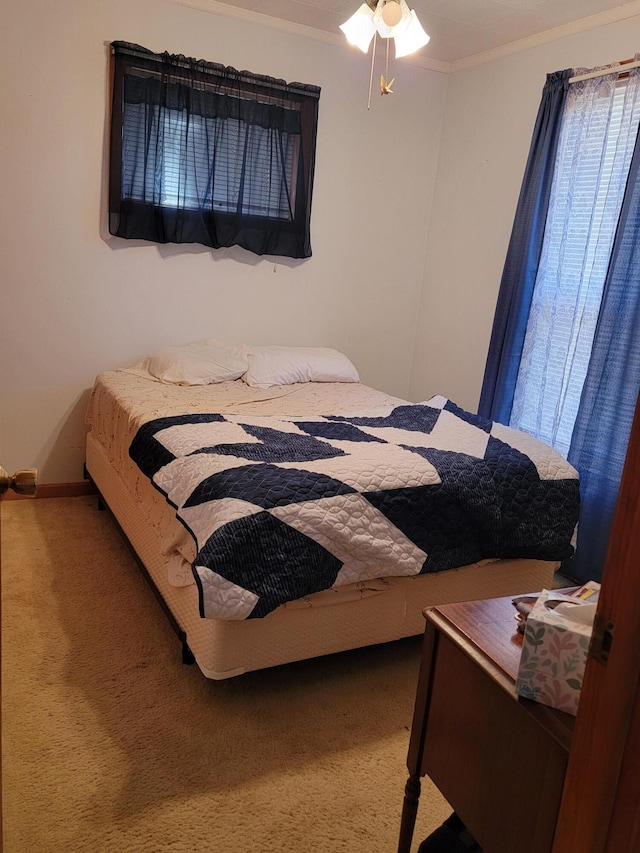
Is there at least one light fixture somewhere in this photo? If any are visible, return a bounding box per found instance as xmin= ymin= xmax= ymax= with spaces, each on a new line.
xmin=340 ymin=0 xmax=429 ymax=56
xmin=340 ymin=1 xmax=430 ymax=107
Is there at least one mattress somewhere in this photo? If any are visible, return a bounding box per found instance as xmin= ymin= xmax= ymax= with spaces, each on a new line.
xmin=85 ymin=370 xmax=561 ymax=678
xmin=86 ymin=369 xmax=411 ymax=587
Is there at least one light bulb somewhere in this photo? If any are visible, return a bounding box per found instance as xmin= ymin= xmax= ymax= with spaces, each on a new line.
xmin=339 ymin=3 xmax=376 ymax=52
xmin=381 ymin=1 xmax=402 ymax=27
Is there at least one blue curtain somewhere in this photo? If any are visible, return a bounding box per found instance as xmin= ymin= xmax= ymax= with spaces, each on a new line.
xmin=109 ymin=42 xmax=321 ymax=259
xmin=508 ymin=71 xmax=640 ymax=457
xmin=478 ymin=70 xmax=570 ymax=422
xmin=565 ymin=131 xmax=640 ymax=582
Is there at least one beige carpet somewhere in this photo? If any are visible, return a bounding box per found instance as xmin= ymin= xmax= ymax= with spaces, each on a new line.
xmin=1 ymin=496 xmax=451 ymax=852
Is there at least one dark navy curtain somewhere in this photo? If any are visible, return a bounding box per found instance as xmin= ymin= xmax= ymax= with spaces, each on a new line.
xmin=478 ymin=70 xmax=571 ymax=422
xmin=564 ymin=132 xmax=640 ymax=583
xmin=109 ymin=42 xmax=320 ymax=259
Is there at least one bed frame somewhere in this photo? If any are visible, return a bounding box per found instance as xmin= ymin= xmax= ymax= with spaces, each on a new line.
xmin=86 ymin=432 xmax=560 ymax=680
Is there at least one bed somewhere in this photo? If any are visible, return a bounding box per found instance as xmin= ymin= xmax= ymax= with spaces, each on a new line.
xmin=84 ymin=344 xmax=580 ymax=680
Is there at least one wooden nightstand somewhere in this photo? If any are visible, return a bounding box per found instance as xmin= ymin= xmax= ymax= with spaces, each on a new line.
xmin=398 ymin=595 xmax=575 ymax=853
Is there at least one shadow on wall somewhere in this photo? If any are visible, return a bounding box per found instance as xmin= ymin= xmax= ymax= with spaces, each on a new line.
xmin=37 ymin=388 xmax=93 ymax=484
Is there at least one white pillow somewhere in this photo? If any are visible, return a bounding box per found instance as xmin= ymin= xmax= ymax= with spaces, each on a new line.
xmin=243 ymin=346 xmax=360 ymax=388
xmin=141 ymin=342 xmax=247 ymax=385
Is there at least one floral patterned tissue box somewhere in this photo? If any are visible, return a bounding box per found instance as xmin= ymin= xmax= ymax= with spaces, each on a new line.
xmin=515 ymin=589 xmax=597 ymax=716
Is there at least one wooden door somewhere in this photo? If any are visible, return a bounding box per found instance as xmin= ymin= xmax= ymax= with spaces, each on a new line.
xmin=552 ymin=392 xmax=640 ymax=851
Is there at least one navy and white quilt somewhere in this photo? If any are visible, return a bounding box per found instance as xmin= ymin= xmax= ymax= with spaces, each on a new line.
xmin=129 ymin=396 xmax=580 ymax=620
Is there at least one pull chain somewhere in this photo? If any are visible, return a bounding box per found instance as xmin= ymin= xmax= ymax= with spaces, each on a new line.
xmin=386 ymin=35 xmax=390 ymax=81
xmin=368 ymin=31 xmax=377 ymax=110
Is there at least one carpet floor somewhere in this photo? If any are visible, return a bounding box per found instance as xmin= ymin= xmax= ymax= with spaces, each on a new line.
xmin=1 ymin=496 xmax=451 ymax=852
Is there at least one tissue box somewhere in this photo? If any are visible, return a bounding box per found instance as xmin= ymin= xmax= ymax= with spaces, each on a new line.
xmin=515 ymin=589 xmax=597 ymax=716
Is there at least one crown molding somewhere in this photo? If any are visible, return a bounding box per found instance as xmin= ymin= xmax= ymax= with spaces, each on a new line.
xmin=448 ymin=2 xmax=640 ymax=73
xmin=176 ymin=0 xmax=640 ymax=76
xmin=175 ymin=0 xmax=450 ymax=73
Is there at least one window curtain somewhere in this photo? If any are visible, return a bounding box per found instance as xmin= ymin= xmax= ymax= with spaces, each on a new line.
xmin=109 ymin=42 xmax=320 ymax=259
xmin=509 ymin=70 xmax=640 ymax=455
xmin=566 ymin=131 xmax=640 ymax=582
xmin=478 ymin=63 xmax=640 ymax=583
xmin=478 ymin=70 xmax=571 ymax=423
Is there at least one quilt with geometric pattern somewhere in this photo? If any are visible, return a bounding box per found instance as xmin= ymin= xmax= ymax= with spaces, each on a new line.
xmin=129 ymin=396 xmax=580 ymax=620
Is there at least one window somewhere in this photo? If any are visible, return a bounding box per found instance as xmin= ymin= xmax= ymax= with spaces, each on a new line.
xmin=109 ymin=42 xmax=320 ymax=259
xmin=509 ymin=75 xmax=640 ymax=456
xmin=479 ymin=64 xmax=640 ymax=583
xmin=121 ymin=105 xmax=299 ymax=219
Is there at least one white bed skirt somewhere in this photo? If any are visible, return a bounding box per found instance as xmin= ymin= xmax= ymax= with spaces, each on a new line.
xmin=86 ymin=433 xmax=559 ymax=680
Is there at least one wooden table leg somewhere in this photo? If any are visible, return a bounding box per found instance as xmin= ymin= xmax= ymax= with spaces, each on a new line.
xmin=398 ymin=773 xmax=421 ymax=853
xmin=398 ymin=619 xmax=439 ymax=852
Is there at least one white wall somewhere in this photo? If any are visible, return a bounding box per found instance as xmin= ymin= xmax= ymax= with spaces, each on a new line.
xmin=0 ymin=0 xmax=448 ymax=483
xmin=409 ymin=15 xmax=640 ymax=411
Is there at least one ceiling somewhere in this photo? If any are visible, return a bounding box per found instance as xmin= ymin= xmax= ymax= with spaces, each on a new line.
xmin=195 ymin=0 xmax=640 ymax=67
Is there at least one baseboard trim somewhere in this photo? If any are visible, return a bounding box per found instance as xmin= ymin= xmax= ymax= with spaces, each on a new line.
xmin=2 ymin=481 xmax=98 ymax=500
